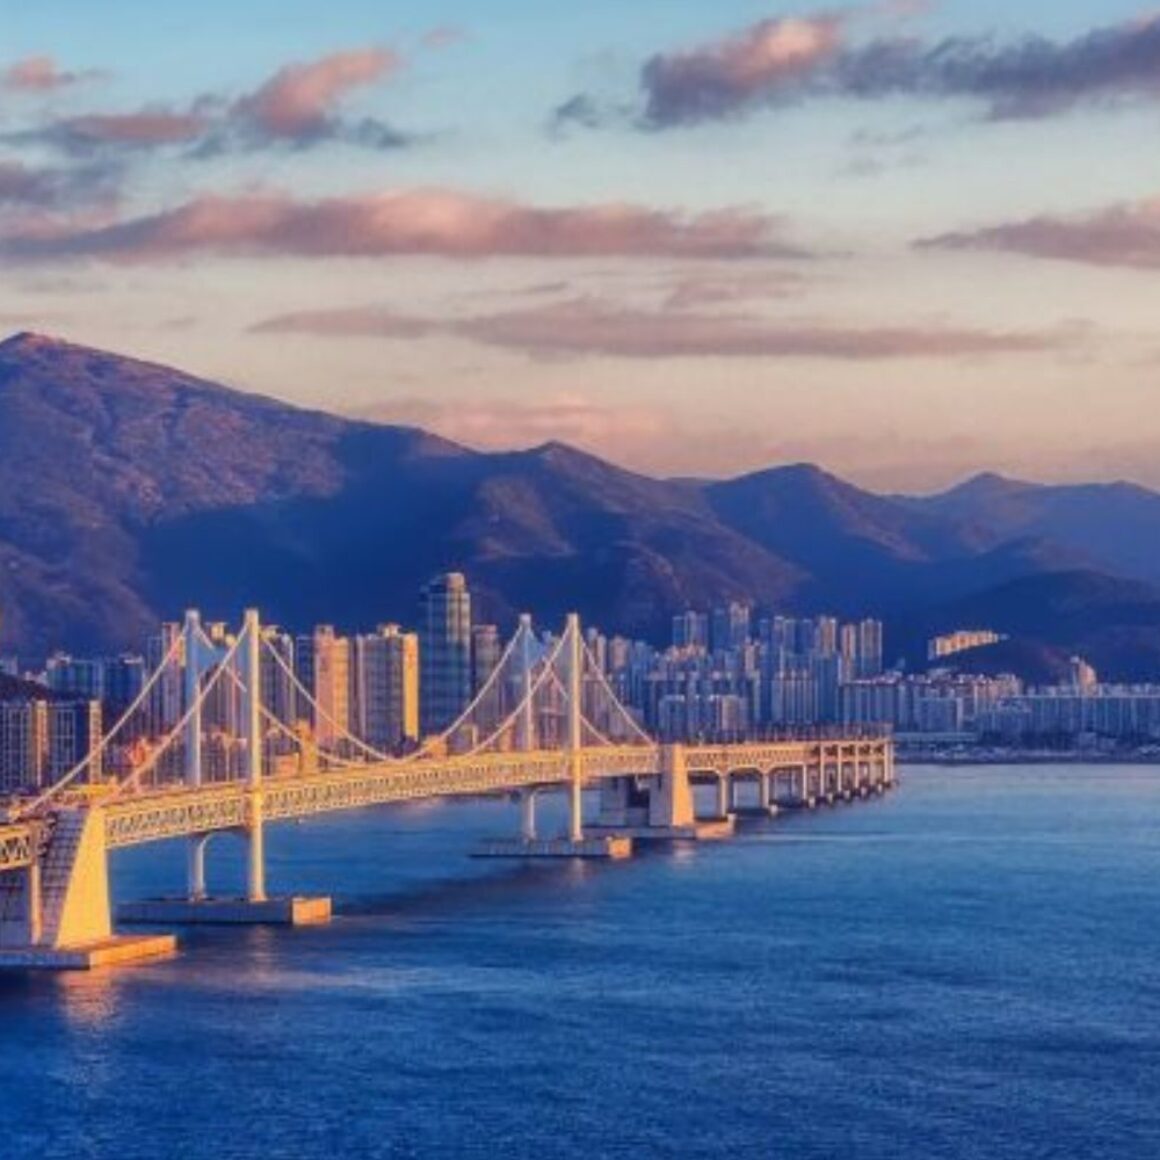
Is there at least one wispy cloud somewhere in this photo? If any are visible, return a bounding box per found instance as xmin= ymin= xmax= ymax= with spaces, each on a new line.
xmin=0 ymin=158 xmax=120 ymax=210
xmin=920 ymin=196 xmax=1160 ymax=268
xmin=1 ymin=56 xmax=105 ymax=93
xmin=251 ymin=297 xmax=1075 ymax=361
xmin=5 ymin=48 xmax=412 ymax=158
xmin=562 ymin=9 xmax=1160 ymax=129
xmin=9 ymin=109 xmax=213 ymax=155
xmin=225 ymin=48 xmax=406 ymax=149
xmin=0 ymin=190 xmax=802 ymax=263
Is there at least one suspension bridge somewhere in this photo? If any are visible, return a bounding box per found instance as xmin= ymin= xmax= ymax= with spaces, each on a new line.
xmin=0 ymin=609 xmax=894 ymax=968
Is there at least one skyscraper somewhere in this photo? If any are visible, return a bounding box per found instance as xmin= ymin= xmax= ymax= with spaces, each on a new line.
xmin=710 ymin=603 xmax=751 ymax=654
xmin=353 ymin=625 xmax=419 ymax=752
xmin=857 ymin=619 xmax=885 ymax=679
xmin=420 ymin=572 xmax=472 ymax=735
xmin=471 ymin=624 xmax=502 ymax=695
xmin=672 ymin=611 xmax=709 ymax=650
xmin=311 ymin=625 xmax=351 ymax=747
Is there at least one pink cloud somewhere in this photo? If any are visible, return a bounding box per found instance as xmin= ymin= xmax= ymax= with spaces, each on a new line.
xmin=1 ymin=56 xmax=103 ymax=92
xmin=921 ymin=197 xmax=1160 ymax=268
xmin=251 ymin=298 xmax=1076 ymax=361
xmin=1 ymin=190 xmax=801 ymax=262
xmin=233 ymin=48 xmax=403 ymax=140
xmin=641 ymin=14 xmax=846 ymax=125
xmin=53 ymin=109 xmax=210 ymax=148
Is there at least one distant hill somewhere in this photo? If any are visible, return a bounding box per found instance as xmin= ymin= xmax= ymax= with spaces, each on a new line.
xmin=902 ymin=472 xmax=1160 ymax=587
xmin=916 ymin=571 xmax=1160 ymax=681
xmin=3 ymin=330 xmax=1160 ymax=680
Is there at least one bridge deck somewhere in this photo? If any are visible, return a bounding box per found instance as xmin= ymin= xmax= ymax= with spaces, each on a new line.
xmin=101 ymin=738 xmax=890 ymax=850
xmin=1 ymin=739 xmax=890 ymax=857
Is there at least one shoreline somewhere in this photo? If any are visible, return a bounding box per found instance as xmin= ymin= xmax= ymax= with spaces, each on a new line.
xmin=898 ymin=751 xmax=1160 ymax=766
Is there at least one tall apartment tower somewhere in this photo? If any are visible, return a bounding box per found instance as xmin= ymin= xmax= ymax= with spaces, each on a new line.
xmin=471 ymin=624 xmax=502 ymax=694
xmin=857 ymin=619 xmax=885 ymax=678
xmin=710 ymin=603 xmax=752 ymax=654
xmin=312 ymin=625 xmax=351 ymax=747
xmin=420 ymin=572 xmax=473 ymax=735
xmin=353 ymin=625 xmax=420 ymax=752
xmin=672 ymin=611 xmax=709 ymax=651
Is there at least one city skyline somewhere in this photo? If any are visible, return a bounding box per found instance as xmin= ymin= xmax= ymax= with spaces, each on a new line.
xmin=4 ymin=2 xmax=1160 ymax=489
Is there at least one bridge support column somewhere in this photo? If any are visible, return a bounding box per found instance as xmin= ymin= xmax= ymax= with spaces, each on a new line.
xmin=187 ymin=835 xmax=208 ymax=902
xmin=596 ymin=778 xmax=631 ymax=828
xmin=758 ymin=773 xmax=772 ymax=812
xmin=716 ymin=774 xmax=731 ymax=819
xmin=246 ymin=806 xmax=267 ymax=905
xmin=520 ymin=789 xmax=537 ymax=841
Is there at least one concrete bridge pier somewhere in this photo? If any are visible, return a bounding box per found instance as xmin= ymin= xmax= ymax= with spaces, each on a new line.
xmin=0 ymin=807 xmax=176 ymax=970
xmin=187 ymin=834 xmax=208 ymax=902
xmin=715 ymin=773 xmax=732 ymax=820
xmin=520 ymin=788 xmax=538 ymax=841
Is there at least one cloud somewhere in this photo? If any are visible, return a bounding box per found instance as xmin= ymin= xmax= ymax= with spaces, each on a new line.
xmin=0 ymin=190 xmax=802 ymax=263
xmin=1 ymin=57 xmax=104 ymax=92
xmin=250 ymin=297 xmax=1074 ymax=362
xmin=642 ymin=14 xmax=846 ymax=127
xmin=10 ymin=109 xmax=213 ymax=155
xmin=230 ymin=48 xmax=403 ymax=146
xmin=569 ymin=10 xmax=1160 ymax=128
xmin=0 ymin=158 xmax=120 ymax=210
xmin=920 ymin=197 xmax=1160 ymax=268
xmin=359 ymin=393 xmax=674 ymax=462
xmin=5 ymin=48 xmax=411 ymax=158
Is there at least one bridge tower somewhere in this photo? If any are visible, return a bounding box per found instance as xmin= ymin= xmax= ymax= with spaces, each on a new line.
xmin=184 ymin=609 xmax=208 ymax=902
xmin=243 ymin=608 xmax=267 ymax=903
xmin=566 ymin=612 xmax=584 ymax=844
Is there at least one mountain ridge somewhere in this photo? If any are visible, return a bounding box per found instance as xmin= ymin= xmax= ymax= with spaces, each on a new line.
xmin=2 ymin=331 xmax=1160 ymax=680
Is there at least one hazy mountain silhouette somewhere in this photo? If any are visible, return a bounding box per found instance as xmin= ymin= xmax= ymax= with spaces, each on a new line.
xmin=903 ymin=472 xmax=1160 ymax=587
xmin=2 ymin=331 xmax=1160 ymax=679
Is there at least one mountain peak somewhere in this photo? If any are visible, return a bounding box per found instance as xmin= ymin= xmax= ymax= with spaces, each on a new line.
xmin=952 ymin=470 xmax=1036 ymax=495
xmin=0 ymin=330 xmax=71 ymax=353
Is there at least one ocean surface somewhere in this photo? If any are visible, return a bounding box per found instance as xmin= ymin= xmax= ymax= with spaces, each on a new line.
xmin=3 ymin=765 xmax=1159 ymax=1160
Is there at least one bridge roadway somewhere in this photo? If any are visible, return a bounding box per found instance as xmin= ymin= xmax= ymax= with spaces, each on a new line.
xmin=0 ymin=737 xmax=889 ymax=865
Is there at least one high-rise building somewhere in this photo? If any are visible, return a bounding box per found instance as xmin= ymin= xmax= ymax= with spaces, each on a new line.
xmin=353 ymin=625 xmax=419 ymax=752
xmin=259 ymin=628 xmax=298 ymax=730
xmin=857 ymin=619 xmax=884 ymax=679
xmin=0 ymin=701 xmax=46 ymax=793
xmin=420 ymin=573 xmax=472 ymax=735
xmin=311 ymin=625 xmax=351 ymax=747
xmin=46 ymin=654 xmax=145 ymax=719
xmin=146 ymin=622 xmax=183 ymax=736
xmin=672 ymin=611 xmax=709 ymax=651
xmin=0 ymin=698 xmax=101 ymax=793
xmin=46 ymin=700 xmax=102 ymax=785
xmin=471 ymin=624 xmax=502 ymax=695
xmin=711 ymin=603 xmax=751 ymax=654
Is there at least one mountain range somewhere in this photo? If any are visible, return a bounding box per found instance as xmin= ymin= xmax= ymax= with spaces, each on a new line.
xmin=2 ymin=330 xmax=1160 ymax=680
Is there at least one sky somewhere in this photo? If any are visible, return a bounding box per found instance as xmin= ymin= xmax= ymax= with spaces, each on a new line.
xmin=3 ymin=0 xmax=1160 ymax=491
